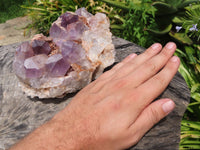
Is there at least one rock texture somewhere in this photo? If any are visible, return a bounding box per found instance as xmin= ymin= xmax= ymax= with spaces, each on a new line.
xmin=0 ymin=16 xmax=36 ymax=46
xmin=0 ymin=37 xmax=190 ymax=150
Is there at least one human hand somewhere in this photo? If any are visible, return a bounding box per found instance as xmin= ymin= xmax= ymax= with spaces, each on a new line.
xmin=50 ymin=42 xmax=179 ymax=150
xmin=11 ymin=42 xmax=180 ymax=150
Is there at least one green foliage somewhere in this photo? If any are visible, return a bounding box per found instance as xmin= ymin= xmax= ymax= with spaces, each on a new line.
xmin=176 ymin=46 xmax=200 ymax=116
xmin=101 ymin=0 xmax=199 ymax=46
xmin=102 ymin=0 xmax=158 ymax=47
xmin=180 ymin=120 xmax=200 ymax=149
xmin=0 ymin=0 xmax=35 ymax=23
xmin=101 ymin=0 xmax=129 ymax=11
xmin=175 ymin=45 xmax=200 ymax=149
xmin=120 ymin=0 xmax=157 ymax=47
xmin=146 ymin=24 xmax=172 ymax=36
xmin=181 ymin=5 xmax=200 ymax=41
xmin=152 ymin=0 xmax=200 ymax=15
xmin=149 ymin=0 xmax=199 ymax=45
xmin=152 ymin=1 xmax=177 ymax=15
xmin=169 ymin=32 xmax=193 ymax=45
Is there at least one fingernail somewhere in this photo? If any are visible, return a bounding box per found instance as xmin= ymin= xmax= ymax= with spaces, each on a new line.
xmin=166 ymin=42 xmax=175 ymax=49
xmin=171 ymin=56 xmax=179 ymax=62
xmin=162 ymin=100 xmax=175 ymax=114
xmin=151 ymin=43 xmax=161 ymax=50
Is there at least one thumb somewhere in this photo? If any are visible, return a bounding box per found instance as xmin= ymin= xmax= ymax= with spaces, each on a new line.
xmin=128 ymin=99 xmax=175 ymax=143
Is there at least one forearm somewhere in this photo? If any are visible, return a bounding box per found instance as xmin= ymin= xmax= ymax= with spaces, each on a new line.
xmin=10 ymin=112 xmax=78 ymax=150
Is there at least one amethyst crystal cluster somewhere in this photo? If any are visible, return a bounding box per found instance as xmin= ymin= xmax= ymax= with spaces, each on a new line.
xmin=13 ymin=8 xmax=115 ymax=98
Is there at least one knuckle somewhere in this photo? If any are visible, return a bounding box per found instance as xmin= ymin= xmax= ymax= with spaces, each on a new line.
xmin=161 ymin=48 xmax=171 ymax=57
xmin=112 ymin=78 xmax=128 ymax=90
xmin=167 ymin=61 xmax=176 ymax=70
xmin=108 ymin=99 xmax=121 ymax=111
xmin=148 ymin=107 xmax=161 ymax=124
xmin=129 ymin=134 xmax=141 ymax=146
xmin=126 ymin=90 xmax=140 ymax=102
xmin=98 ymin=70 xmax=113 ymax=80
xmin=154 ymin=76 xmax=166 ymax=86
xmin=145 ymin=61 xmax=157 ymax=72
xmin=128 ymin=128 xmax=143 ymax=146
xmin=145 ymin=48 xmax=154 ymax=55
xmin=112 ymin=62 xmax=123 ymax=71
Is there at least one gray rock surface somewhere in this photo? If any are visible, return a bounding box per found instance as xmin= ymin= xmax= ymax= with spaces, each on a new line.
xmin=0 ymin=37 xmax=190 ymax=150
xmin=0 ymin=16 xmax=36 ymax=46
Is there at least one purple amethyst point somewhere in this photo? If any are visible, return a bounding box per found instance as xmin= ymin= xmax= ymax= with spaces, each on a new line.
xmin=46 ymin=54 xmax=70 ymax=77
xmin=60 ymin=12 xmax=79 ymax=28
xmin=32 ymin=40 xmax=51 ymax=55
xmin=24 ymin=54 xmax=48 ymax=78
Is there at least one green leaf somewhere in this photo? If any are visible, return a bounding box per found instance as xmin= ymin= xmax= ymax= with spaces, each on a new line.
xmin=180 ymin=144 xmax=200 ymax=149
xmin=188 ymin=101 xmax=200 ymax=106
xmin=101 ymin=0 xmax=129 ymax=11
xmin=178 ymin=0 xmax=200 ymax=9
xmin=181 ymin=125 xmax=191 ymax=131
xmin=182 ymin=120 xmax=200 ymax=130
xmin=191 ymin=93 xmax=200 ymax=102
xmin=196 ymin=64 xmax=200 ymax=73
xmin=178 ymin=58 xmax=193 ymax=88
xmin=175 ymin=48 xmax=187 ymax=57
xmin=172 ymin=16 xmax=184 ymax=25
xmin=185 ymin=4 xmax=200 ymax=10
xmin=185 ymin=46 xmax=197 ymax=64
xmin=169 ymin=32 xmax=193 ymax=45
xmin=110 ymin=24 xmax=124 ymax=30
xmin=185 ymin=46 xmax=196 ymax=55
xmin=191 ymin=83 xmax=200 ymax=93
xmin=186 ymin=106 xmax=195 ymax=113
xmin=181 ymin=130 xmax=200 ymax=135
xmin=196 ymin=46 xmax=200 ymax=59
xmin=22 ymin=6 xmax=46 ymax=11
xmin=152 ymin=1 xmax=177 ymax=15
xmin=146 ymin=24 xmax=172 ymax=36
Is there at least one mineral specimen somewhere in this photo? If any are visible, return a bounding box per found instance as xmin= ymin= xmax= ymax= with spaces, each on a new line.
xmin=13 ymin=8 xmax=115 ymax=98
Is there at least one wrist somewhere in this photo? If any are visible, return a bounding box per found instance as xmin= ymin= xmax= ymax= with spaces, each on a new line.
xmin=46 ymin=116 xmax=80 ymax=150
xmin=50 ymin=108 xmax=99 ymax=150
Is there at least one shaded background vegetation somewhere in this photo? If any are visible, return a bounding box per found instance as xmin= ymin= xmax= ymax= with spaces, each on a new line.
xmin=0 ymin=0 xmax=35 ymax=23
xmin=0 ymin=0 xmax=200 ymax=149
